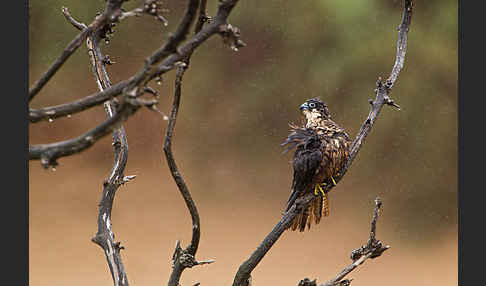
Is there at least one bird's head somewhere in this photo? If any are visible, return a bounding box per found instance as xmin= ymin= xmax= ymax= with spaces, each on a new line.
xmin=299 ymin=98 xmax=331 ymax=123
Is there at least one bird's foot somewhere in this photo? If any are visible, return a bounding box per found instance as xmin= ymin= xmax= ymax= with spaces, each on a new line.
xmin=331 ymin=176 xmax=337 ymax=186
xmin=314 ymin=184 xmax=326 ymax=196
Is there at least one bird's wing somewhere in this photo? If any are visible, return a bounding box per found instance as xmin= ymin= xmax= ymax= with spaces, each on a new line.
xmin=281 ymin=126 xmax=323 ymax=212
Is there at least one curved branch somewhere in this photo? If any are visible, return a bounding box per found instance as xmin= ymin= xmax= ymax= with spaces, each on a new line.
xmin=231 ymin=1 xmax=413 ymax=285
xmin=79 ymin=10 xmax=132 ymax=286
xmin=28 ymin=0 xmax=125 ymax=102
xmin=163 ymin=3 xmax=221 ymax=286
xmin=164 ymin=65 xmax=205 ymax=286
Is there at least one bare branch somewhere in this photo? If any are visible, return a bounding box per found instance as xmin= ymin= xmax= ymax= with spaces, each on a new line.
xmin=29 ymin=96 xmax=156 ymax=169
xmin=162 ymin=2 xmax=241 ymax=284
xmin=62 ymin=7 xmax=87 ymax=30
xmin=82 ymin=8 xmax=131 ymax=286
xmin=30 ymin=0 xmax=244 ymax=124
xmin=29 ymin=80 xmax=127 ymax=123
xmin=145 ymin=0 xmax=244 ymax=83
xmin=318 ymin=197 xmax=389 ymax=286
xmin=231 ymin=1 xmax=413 ymax=285
xmin=194 ymin=0 xmax=209 ymax=34
xmin=118 ymin=0 xmax=169 ymax=26
xmin=28 ymin=0 xmax=125 ymax=102
xmin=164 ymin=65 xmax=209 ymax=286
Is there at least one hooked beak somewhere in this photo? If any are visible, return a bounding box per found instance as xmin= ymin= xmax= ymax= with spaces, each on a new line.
xmin=299 ymin=103 xmax=309 ymax=111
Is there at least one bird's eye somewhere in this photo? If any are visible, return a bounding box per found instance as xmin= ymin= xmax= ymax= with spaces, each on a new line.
xmin=309 ymin=102 xmax=316 ymax=108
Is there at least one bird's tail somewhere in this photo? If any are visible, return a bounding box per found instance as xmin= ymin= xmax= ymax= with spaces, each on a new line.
xmin=288 ymin=195 xmax=329 ymax=232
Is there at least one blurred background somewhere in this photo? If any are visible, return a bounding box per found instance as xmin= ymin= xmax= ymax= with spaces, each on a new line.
xmin=29 ymin=0 xmax=457 ymax=285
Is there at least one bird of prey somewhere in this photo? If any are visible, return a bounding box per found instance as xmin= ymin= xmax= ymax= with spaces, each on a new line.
xmin=281 ymin=98 xmax=351 ymax=232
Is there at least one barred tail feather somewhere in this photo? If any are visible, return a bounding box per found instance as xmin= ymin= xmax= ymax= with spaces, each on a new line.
xmin=288 ymin=197 xmax=324 ymax=232
xmin=322 ymin=193 xmax=330 ymax=217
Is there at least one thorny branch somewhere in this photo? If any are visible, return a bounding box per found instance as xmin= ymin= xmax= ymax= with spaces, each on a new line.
xmin=29 ymin=0 xmax=245 ymax=166
xmin=28 ymin=0 xmax=125 ymax=102
xmin=318 ymin=197 xmax=389 ymax=286
xmin=31 ymin=1 xmax=245 ymax=283
xmin=61 ymin=6 xmax=135 ymax=286
xmin=28 ymin=96 xmax=156 ymax=169
xmin=231 ymin=1 xmax=413 ymax=285
xmin=297 ymin=198 xmax=387 ymax=286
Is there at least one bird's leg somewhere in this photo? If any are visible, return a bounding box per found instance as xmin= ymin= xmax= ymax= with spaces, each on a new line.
xmin=330 ymin=176 xmax=337 ymax=186
xmin=315 ymin=183 xmax=330 ymax=216
xmin=314 ymin=184 xmax=326 ymax=196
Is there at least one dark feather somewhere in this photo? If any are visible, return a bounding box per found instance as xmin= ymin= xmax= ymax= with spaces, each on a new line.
xmin=282 ymin=126 xmax=323 ymax=212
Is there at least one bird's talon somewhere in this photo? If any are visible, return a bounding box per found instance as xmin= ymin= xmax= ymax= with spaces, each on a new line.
xmin=314 ymin=184 xmax=325 ymax=196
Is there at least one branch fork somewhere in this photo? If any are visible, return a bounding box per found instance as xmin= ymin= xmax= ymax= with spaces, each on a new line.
xmin=172 ymin=241 xmax=215 ymax=269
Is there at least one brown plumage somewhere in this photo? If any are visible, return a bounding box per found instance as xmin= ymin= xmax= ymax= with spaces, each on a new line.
xmin=282 ymin=98 xmax=350 ymax=232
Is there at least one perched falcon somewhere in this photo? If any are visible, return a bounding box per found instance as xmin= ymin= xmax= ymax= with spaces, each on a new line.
xmin=282 ymin=98 xmax=351 ymax=232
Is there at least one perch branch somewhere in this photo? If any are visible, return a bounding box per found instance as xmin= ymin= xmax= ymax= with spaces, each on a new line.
xmin=28 ymin=0 xmax=126 ymax=102
xmin=231 ymin=1 xmax=413 ymax=285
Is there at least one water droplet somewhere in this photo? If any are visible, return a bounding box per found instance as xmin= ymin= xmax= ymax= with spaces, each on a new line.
xmin=51 ymin=167 xmax=56 ymax=172
xmin=164 ymin=22 xmax=168 ymax=27
xmin=67 ymin=114 xmax=72 ymax=118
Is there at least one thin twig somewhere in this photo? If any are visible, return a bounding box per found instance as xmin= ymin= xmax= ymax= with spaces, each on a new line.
xmin=118 ymin=1 xmax=169 ymax=25
xmin=62 ymin=7 xmax=87 ymax=30
xmin=231 ymin=1 xmax=413 ymax=285
xmin=28 ymin=0 xmax=125 ymax=102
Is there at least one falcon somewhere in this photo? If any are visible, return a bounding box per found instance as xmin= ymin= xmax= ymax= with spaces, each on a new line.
xmin=282 ymin=98 xmax=351 ymax=232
